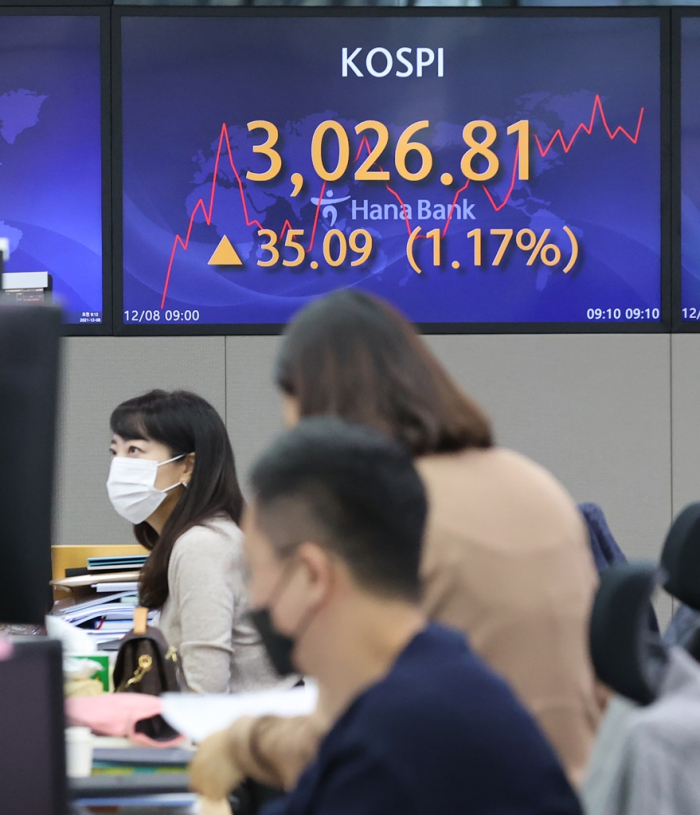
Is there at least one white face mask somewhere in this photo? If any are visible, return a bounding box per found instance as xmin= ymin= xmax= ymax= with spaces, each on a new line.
xmin=106 ymin=454 xmax=187 ymax=525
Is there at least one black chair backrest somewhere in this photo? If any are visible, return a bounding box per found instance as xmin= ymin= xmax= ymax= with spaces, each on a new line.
xmin=0 ymin=305 xmax=62 ymax=623
xmin=660 ymin=502 xmax=700 ymax=611
xmin=590 ymin=561 xmax=669 ymax=706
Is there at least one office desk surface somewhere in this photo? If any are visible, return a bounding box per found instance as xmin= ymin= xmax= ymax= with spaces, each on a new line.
xmin=71 ymin=792 xmax=230 ymax=814
xmin=72 ymin=795 xmax=198 ymax=813
xmin=52 ymin=545 xmax=148 ymax=582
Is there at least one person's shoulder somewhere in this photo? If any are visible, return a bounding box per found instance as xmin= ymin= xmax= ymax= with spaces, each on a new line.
xmin=418 ymin=445 xmax=554 ymax=482
xmin=484 ymin=447 xmax=579 ymax=502
xmin=420 ymin=447 xmax=583 ymax=532
xmin=329 ymin=627 xmax=568 ymax=802
xmin=353 ymin=626 xmax=539 ymax=735
xmin=352 ymin=626 xmax=487 ymax=720
xmin=171 ymin=517 xmax=243 ymax=561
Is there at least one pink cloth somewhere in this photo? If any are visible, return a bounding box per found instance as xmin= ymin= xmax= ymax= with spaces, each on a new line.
xmin=0 ymin=638 xmax=13 ymax=661
xmin=66 ymin=694 xmax=185 ymax=747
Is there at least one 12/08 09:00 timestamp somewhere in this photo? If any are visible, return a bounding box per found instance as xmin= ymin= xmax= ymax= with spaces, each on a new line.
xmin=587 ymin=308 xmax=660 ymax=321
xmin=124 ymin=309 xmax=201 ymax=323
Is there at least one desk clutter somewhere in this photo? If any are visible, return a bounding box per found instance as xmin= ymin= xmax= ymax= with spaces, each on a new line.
xmin=51 ymin=552 xmax=153 ymax=654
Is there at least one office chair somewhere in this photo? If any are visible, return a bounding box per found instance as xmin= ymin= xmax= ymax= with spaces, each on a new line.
xmin=589 ymin=561 xmax=669 ymax=706
xmin=659 ymin=503 xmax=700 ymax=660
xmin=660 ymin=502 xmax=700 ymax=612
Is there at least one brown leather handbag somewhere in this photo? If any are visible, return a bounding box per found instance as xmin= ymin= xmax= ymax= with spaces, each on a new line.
xmin=113 ymin=607 xmax=182 ymax=743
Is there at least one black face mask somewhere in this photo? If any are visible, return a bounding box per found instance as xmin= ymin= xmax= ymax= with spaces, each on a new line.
xmin=249 ymin=606 xmax=297 ymax=678
xmin=248 ymin=560 xmax=307 ymax=678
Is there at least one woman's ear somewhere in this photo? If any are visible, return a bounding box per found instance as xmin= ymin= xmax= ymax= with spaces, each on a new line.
xmin=182 ymin=452 xmax=196 ymax=485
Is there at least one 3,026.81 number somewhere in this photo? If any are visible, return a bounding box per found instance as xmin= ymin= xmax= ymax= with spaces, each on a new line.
xmin=246 ymin=118 xmax=530 ymax=185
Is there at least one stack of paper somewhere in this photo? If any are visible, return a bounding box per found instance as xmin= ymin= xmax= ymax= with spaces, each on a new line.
xmin=51 ymin=555 xmax=151 ymax=647
xmin=88 ymin=555 xmax=148 ymax=573
xmin=53 ymin=590 xmax=153 ymax=643
xmin=51 ymin=570 xmax=142 ymax=590
xmin=92 ymin=746 xmax=193 ymax=776
xmin=95 ymin=581 xmax=139 ymax=593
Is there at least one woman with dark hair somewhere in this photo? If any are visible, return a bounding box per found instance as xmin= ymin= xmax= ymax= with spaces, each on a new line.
xmin=192 ymin=291 xmax=603 ymax=798
xmin=275 ymin=290 xmax=493 ymax=455
xmin=107 ymin=389 xmax=274 ymax=694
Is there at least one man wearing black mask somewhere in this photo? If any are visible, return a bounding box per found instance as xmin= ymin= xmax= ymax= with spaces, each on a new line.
xmin=191 ymin=417 xmax=582 ymax=815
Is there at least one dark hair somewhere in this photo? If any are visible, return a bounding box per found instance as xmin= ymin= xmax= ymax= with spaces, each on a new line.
xmin=250 ymin=416 xmax=426 ymax=603
xmin=276 ymin=291 xmax=492 ymax=457
xmin=110 ymin=390 xmax=244 ymax=610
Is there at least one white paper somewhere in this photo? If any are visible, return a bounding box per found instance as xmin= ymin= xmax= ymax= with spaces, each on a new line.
xmin=51 ymin=570 xmax=141 ymax=588
xmin=60 ymin=605 xmax=137 ymax=625
xmin=45 ymin=615 xmax=97 ymax=654
xmin=55 ymin=591 xmax=135 ymax=616
xmin=64 ymin=657 xmax=105 ymax=680
xmin=161 ymin=682 xmax=318 ymax=744
xmin=94 ymin=582 xmax=138 ymax=593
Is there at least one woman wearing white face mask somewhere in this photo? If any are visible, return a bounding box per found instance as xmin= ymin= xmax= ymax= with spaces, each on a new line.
xmin=107 ymin=389 xmax=276 ymax=695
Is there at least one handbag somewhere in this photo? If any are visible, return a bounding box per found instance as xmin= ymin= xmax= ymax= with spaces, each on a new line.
xmin=112 ymin=606 xmax=182 ymax=744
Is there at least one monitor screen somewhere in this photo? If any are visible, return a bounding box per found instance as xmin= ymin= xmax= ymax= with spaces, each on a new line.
xmin=0 ymin=639 xmax=67 ymax=815
xmin=680 ymin=15 xmax=700 ymax=326
xmin=0 ymin=305 xmax=60 ymax=626
xmin=0 ymin=13 xmax=105 ymax=329
xmin=118 ymin=12 xmax=663 ymax=333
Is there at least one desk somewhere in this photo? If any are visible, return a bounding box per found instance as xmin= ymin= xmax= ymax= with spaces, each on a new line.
xmin=67 ymin=740 xmax=233 ymax=814
xmin=52 ymin=545 xmax=148 ymax=582
xmin=72 ymin=799 xmax=198 ymax=815
xmin=71 ymin=792 xmax=230 ymax=815
xmin=52 ymin=544 xmax=148 ymax=602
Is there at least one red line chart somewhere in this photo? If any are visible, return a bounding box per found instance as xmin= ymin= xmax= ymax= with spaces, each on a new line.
xmin=160 ymin=95 xmax=644 ymax=307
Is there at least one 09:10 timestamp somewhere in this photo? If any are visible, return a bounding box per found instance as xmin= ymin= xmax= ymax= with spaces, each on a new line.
xmin=587 ymin=307 xmax=660 ymax=321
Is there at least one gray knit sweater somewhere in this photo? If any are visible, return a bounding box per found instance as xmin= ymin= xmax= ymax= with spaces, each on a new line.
xmin=157 ymin=516 xmax=277 ymax=694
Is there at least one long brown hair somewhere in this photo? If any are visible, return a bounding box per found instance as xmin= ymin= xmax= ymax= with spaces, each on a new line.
xmin=276 ymin=291 xmax=493 ymax=456
xmin=110 ymin=390 xmax=244 ymax=610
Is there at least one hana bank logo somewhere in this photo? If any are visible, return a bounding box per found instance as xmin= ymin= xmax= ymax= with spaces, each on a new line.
xmin=310 ymin=189 xmax=351 ymax=227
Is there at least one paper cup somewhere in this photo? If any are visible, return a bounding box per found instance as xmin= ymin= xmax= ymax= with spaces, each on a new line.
xmin=65 ymin=726 xmax=93 ymax=778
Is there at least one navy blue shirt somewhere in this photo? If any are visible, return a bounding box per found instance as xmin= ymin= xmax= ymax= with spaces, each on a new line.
xmin=263 ymin=624 xmax=582 ymax=815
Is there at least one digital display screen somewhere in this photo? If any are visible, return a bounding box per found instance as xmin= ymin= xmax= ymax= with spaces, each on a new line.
xmin=0 ymin=14 xmax=104 ymax=327
xmin=680 ymin=16 xmax=700 ymax=325
xmin=119 ymin=13 xmax=662 ymax=331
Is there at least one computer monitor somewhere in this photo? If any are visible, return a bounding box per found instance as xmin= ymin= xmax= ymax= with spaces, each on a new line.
xmin=2 ymin=272 xmax=52 ymax=305
xmin=0 ymin=638 xmax=68 ymax=815
xmin=0 ymin=10 xmax=107 ymax=331
xmin=117 ymin=10 xmax=666 ymax=333
xmin=0 ymin=305 xmax=61 ymax=624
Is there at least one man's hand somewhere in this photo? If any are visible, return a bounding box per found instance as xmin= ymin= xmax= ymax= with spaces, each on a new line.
xmin=189 ymin=717 xmax=257 ymax=800
xmin=190 ymin=712 xmax=326 ymax=796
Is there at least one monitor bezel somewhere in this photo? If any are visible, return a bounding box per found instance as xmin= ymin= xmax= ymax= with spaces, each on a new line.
xmin=671 ymin=9 xmax=700 ymax=333
xmin=0 ymin=5 xmax=112 ymax=336
xmin=112 ymin=6 xmax=671 ymax=337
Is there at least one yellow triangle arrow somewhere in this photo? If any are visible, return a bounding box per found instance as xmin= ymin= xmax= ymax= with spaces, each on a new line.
xmin=208 ymin=235 xmax=242 ymax=266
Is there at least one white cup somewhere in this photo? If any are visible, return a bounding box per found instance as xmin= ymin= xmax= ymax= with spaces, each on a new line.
xmin=65 ymin=726 xmax=93 ymax=778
